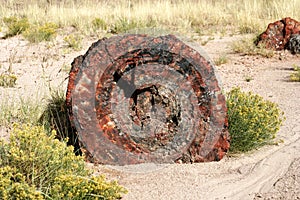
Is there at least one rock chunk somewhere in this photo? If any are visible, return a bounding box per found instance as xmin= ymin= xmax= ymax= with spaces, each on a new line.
xmin=256 ymin=17 xmax=300 ymax=50
xmin=287 ymin=34 xmax=300 ymax=54
xmin=66 ymin=34 xmax=230 ymax=165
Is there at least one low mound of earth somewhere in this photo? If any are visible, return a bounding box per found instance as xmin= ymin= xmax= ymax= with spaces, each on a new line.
xmin=0 ymin=34 xmax=299 ymax=199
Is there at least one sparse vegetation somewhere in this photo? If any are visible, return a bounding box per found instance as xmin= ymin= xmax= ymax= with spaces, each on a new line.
xmin=23 ymin=22 xmax=58 ymax=43
xmin=39 ymin=90 xmax=81 ymax=154
xmin=0 ymin=73 xmax=17 ymax=87
xmin=226 ymin=88 xmax=285 ymax=153
xmin=110 ymin=17 xmax=142 ymax=34
xmin=0 ymin=0 xmax=299 ymax=37
xmin=3 ymin=16 xmax=29 ymax=38
xmin=0 ymin=124 xmax=127 ymax=199
xmin=92 ymin=17 xmax=108 ymax=31
xmin=231 ymin=36 xmax=274 ymax=58
xmin=0 ymin=96 xmax=44 ymax=127
xmin=290 ymin=64 xmax=300 ymax=82
xmin=63 ymin=33 xmax=82 ymax=51
xmin=214 ymin=54 xmax=228 ymax=66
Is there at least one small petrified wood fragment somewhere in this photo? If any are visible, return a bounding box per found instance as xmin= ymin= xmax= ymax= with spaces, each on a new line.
xmin=256 ymin=17 xmax=300 ymax=50
xmin=287 ymin=34 xmax=300 ymax=54
xmin=66 ymin=34 xmax=230 ymax=165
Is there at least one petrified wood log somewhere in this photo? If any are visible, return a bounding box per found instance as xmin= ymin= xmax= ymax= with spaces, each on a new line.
xmin=256 ymin=17 xmax=300 ymax=50
xmin=66 ymin=34 xmax=230 ymax=165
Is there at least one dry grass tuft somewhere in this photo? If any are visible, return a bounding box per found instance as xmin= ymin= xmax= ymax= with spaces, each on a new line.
xmin=1 ymin=0 xmax=300 ymax=36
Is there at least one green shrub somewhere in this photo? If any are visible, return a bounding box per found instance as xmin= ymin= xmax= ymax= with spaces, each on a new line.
xmin=238 ymin=22 xmax=260 ymax=34
xmin=63 ymin=34 xmax=82 ymax=51
xmin=110 ymin=17 xmax=140 ymax=34
xmin=23 ymin=22 xmax=58 ymax=43
xmin=39 ymin=90 xmax=80 ymax=154
xmin=290 ymin=65 xmax=300 ymax=82
xmin=92 ymin=17 xmax=108 ymax=31
xmin=226 ymin=88 xmax=285 ymax=153
xmin=0 ymin=166 xmax=43 ymax=199
xmin=0 ymin=124 xmax=127 ymax=199
xmin=0 ymin=97 xmax=44 ymax=127
xmin=3 ymin=16 xmax=30 ymax=38
xmin=214 ymin=54 xmax=228 ymax=66
xmin=0 ymin=73 xmax=17 ymax=87
xmin=50 ymin=175 xmax=126 ymax=199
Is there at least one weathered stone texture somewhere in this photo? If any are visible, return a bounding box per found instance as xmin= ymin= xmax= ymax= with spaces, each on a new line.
xmin=287 ymin=34 xmax=300 ymax=54
xmin=256 ymin=17 xmax=300 ymax=50
xmin=66 ymin=34 xmax=230 ymax=165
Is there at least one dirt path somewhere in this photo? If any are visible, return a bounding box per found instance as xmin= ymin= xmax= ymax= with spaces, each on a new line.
xmin=1 ymin=35 xmax=300 ymax=199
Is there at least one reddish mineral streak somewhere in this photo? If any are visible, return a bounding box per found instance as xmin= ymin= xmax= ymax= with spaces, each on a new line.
xmin=66 ymin=34 xmax=230 ymax=165
xmin=256 ymin=17 xmax=300 ymax=50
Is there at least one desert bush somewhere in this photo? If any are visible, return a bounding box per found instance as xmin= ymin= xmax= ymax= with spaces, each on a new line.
xmin=290 ymin=65 xmax=300 ymax=82
xmin=23 ymin=22 xmax=58 ymax=43
xmin=39 ymin=90 xmax=81 ymax=155
xmin=0 ymin=124 xmax=127 ymax=199
xmin=92 ymin=17 xmax=108 ymax=31
xmin=3 ymin=16 xmax=30 ymax=38
xmin=231 ymin=36 xmax=274 ymax=58
xmin=0 ymin=97 xmax=44 ymax=128
xmin=226 ymin=87 xmax=285 ymax=153
xmin=63 ymin=33 xmax=82 ymax=51
xmin=110 ymin=17 xmax=141 ymax=34
xmin=50 ymin=175 xmax=126 ymax=199
xmin=0 ymin=166 xmax=43 ymax=199
xmin=214 ymin=54 xmax=228 ymax=66
xmin=0 ymin=73 xmax=17 ymax=87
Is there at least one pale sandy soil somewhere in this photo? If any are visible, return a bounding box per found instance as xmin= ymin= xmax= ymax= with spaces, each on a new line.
xmin=0 ymin=33 xmax=299 ymax=200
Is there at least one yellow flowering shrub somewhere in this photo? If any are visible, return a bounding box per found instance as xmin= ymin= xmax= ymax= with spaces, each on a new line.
xmin=64 ymin=34 xmax=82 ymax=51
xmin=0 ymin=73 xmax=17 ymax=87
xmin=0 ymin=166 xmax=43 ymax=200
xmin=23 ymin=22 xmax=58 ymax=43
xmin=3 ymin=16 xmax=30 ymax=38
xmin=226 ymin=88 xmax=285 ymax=153
xmin=0 ymin=124 xmax=127 ymax=199
xmin=51 ymin=175 xmax=127 ymax=200
xmin=290 ymin=65 xmax=300 ymax=82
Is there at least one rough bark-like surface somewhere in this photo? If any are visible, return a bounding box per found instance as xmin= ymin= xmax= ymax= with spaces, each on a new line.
xmin=256 ymin=17 xmax=300 ymax=50
xmin=66 ymin=34 xmax=229 ymax=165
xmin=287 ymin=34 xmax=300 ymax=54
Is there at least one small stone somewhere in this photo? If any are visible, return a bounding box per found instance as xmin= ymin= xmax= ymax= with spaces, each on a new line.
xmin=287 ymin=34 xmax=300 ymax=54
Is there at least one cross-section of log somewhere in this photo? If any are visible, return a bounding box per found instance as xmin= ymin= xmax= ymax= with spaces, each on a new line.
xmin=66 ymin=34 xmax=230 ymax=165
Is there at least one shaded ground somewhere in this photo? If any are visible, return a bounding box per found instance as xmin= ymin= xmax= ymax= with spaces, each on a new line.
xmin=0 ymin=34 xmax=299 ymax=199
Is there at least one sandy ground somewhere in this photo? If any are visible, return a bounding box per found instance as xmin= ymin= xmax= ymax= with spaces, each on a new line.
xmin=0 ymin=33 xmax=300 ymax=199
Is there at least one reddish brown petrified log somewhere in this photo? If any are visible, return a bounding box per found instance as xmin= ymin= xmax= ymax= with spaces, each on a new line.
xmin=66 ymin=34 xmax=230 ymax=165
xmin=256 ymin=17 xmax=300 ymax=50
